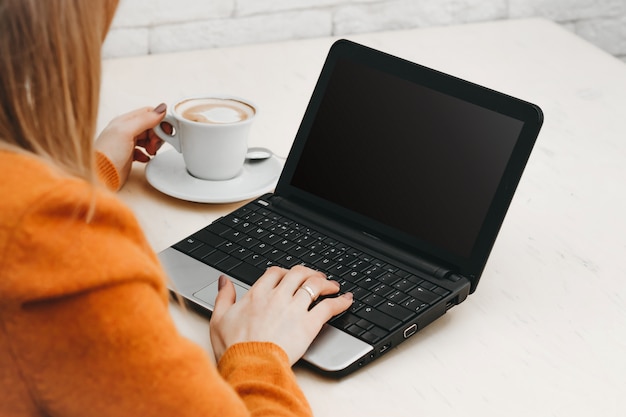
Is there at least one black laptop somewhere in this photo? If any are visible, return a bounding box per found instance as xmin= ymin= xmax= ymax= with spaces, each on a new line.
xmin=158 ymin=39 xmax=543 ymax=377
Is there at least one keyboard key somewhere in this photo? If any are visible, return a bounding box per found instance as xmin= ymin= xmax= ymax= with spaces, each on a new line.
xmin=343 ymin=269 xmax=361 ymax=283
xmin=394 ymin=269 xmax=411 ymax=278
xmin=408 ymin=286 xmax=441 ymax=304
xmin=264 ymin=233 xmax=283 ymax=245
xmin=369 ymin=326 xmax=387 ymax=339
xmin=356 ymin=319 xmax=374 ymax=330
xmin=331 ymin=312 xmax=360 ymax=330
xmin=190 ymin=244 xmax=216 ymax=261
xmin=216 ymin=256 xmax=241 ymax=272
xmin=301 ymin=251 xmax=322 ymax=263
xmin=238 ymin=236 xmax=259 ymax=248
xmin=433 ymin=287 xmax=450 ymax=297
xmin=379 ymin=272 xmax=400 ymax=286
xmin=251 ymin=241 xmax=272 ymax=254
xmin=213 ymin=220 xmax=236 ymax=233
xmin=173 ymin=237 xmax=203 ymax=254
xmin=419 ymin=280 xmax=438 ymax=291
xmin=275 ymin=239 xmax=295 ymax=251
xmin=234 ymin=221 xmax=257 ymax=233
xmin=202 ymin=250 xmax=229 ymax=266
xmin=231 ymin=247 xmax=251 ymax=260
xmin=371 ymin=283 xmax=394 ymax=298
xmin=266 ymin=249 xmax=286 ymax=262
xmin=219 ymin=241 xmax=239 ymax=254
xmin=334 ymin=253 xmax=357 ymax=266
xmin=358 ymin=276 xmax=379 ymax=290
xmin=362 ymin=293 xmax=384 ymax=307
xmin=338 ymin=279 xmax=356 ymax=293
xmin=221 ymin=228 xmax=244 ymax=242
xmin=386 ymin=290 xmax=410 ymax=304
xmin=360 ymin=330 xmax=382 ymax=344
xmin=278 ymin=254 xmax=301 ymax=268
xmin=349 ymin=300 xmax=365 ymax=314
xmin=313 ymin=257 xmax=335 ymax=270
xmin=401 ymin=298 xmax=429 ymax=314
xmin=327 ymin=264 xmax=349 ymax=277
xmin=362 ymin=265 xmax=383 ymax=278
xmin=249 ymin=227 xmax=269 ymax=239
xmin=347 ymin=325 xmax=365 ymax=337
xmin=356 ymin=306 xmax=402 ymax=332
xmin=193 ymin=229 xmax=227 ymax=248
xmin=351 ymin=286 xmax=371 ymax=300
xmin=405 ymin=274 xmax=423 ymax=284
xmin=245 ymin=253 xmax=267 ymax=266
xmin=230 ymin=262 xmax=265 ymax=286
xmin=393 ymin=279 xmax=415 ymax=292
xmin=377 ymin=301 xmax=415 ymax=322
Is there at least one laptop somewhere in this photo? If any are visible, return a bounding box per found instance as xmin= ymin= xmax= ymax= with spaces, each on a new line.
xmin=158 ymin=39 xmax=543 ymax=377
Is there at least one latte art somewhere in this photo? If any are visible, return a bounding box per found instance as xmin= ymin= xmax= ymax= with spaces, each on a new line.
xmin=176 ymin=98 xmax=255 ymax=124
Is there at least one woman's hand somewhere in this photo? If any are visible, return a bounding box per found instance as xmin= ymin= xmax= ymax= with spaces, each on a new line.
xmin=210 ymin=265 xmax=353 ymax=365
xmin=94 ymin=104 xmax=167 ymax=188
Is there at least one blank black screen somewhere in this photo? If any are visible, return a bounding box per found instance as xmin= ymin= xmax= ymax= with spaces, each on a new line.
xmin=289 ymin=58 xmax=524 ymax=258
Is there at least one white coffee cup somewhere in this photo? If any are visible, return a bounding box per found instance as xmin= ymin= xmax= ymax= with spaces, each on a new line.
xmin=153 ymin=95 xmax=256 ymax=180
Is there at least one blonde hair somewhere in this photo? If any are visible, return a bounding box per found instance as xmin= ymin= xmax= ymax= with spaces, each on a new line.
xmin=0 ymin=0 xmax=119 ymax=182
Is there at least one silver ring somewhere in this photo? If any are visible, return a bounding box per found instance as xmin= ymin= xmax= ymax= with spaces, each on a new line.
xmin=298 ymin=284 xmax=317 ymax=302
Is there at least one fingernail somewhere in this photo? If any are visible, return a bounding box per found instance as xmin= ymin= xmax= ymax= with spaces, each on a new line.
xmin=218 ymin=275 xmax=227 ymax=290
xmin=342 ymin=292 xmax=353 ymax=301
xmin=154 ymin=103 xmax=167 ymax=114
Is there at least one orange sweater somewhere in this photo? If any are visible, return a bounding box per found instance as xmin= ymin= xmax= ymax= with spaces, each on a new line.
xmin=0 ymin=150 xmax=313 ymax=417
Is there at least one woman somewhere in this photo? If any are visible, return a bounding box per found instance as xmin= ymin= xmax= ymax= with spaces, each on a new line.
xmin=0 ymin=1 xmax=352 ymax=416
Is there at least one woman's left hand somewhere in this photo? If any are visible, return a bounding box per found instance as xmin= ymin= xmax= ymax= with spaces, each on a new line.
xmin=95 ymin=104 xmax=167 ymax=187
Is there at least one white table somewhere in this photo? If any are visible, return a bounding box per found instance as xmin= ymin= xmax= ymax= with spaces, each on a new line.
xmin=99 ymin=18 xmax=626 ymax=416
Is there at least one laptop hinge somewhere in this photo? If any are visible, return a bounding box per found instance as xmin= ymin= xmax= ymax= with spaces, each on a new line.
xmin=267 ymin=195 xmax=454 ymax=280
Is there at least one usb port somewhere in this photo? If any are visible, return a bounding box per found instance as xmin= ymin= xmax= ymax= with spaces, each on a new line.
xmin=445 ymin=296 xmax=458 ymax=311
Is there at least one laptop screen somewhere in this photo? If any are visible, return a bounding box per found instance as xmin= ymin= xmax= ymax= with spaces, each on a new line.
xmin=279 ymin=40 xmax=541 ymax=280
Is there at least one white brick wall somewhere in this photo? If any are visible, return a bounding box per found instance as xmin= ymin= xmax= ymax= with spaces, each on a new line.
xmin=103 ymin=0 xmax=626 ymax=62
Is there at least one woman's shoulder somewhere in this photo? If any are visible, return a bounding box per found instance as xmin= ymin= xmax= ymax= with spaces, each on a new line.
xmin=1 ymin=149 xmax=105 ymax=208
xmin=0 ymin=150 xmax=165 ymax=305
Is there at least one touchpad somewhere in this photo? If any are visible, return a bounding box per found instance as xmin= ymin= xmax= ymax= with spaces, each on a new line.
xmin=193 ymin=279 xmax=250 ymax=309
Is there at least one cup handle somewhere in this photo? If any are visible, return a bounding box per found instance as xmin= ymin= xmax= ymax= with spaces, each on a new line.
xmin=153 ymin=115 xmax=181 ymax=153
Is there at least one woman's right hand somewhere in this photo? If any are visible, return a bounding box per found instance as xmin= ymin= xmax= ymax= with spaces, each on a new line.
xmin=209 ymin=266 xmax=353 ymax=365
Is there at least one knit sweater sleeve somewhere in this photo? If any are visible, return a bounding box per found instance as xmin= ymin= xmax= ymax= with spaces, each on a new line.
xmin=219 ymin=343 xmax=314 ymax=416
xmin=95 ymin=151 xmax=121 ymax=191
xmin=6 ymin=282 xmax=313 ymax=417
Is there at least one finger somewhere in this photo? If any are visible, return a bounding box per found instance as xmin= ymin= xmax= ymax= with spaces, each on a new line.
xmin=308 ymin=293 xmax=354 ymax=327
xmin=211 ymin=276 xmax=237 ymax=322
xmin=143 ymin=133 xmax=164 ymax=155
xmin=318 ymin=279 xmax=341 ymax=296
xmin=251 ymin=266 xmax=287 ymax=292
xmin=133 ymin=148 xmax=151 ymax=163
xmin=135 ymin=130 xmax=155 ymax=148
xmin=280 ymin=265 xmax=326 ymax=296
xmin=292 ymin=272 xmax=331 ymax=305
xmin=134 ymin=129 xmax=150 ymax=144
xmin=118 ymin=105 xmax=168 ymax=138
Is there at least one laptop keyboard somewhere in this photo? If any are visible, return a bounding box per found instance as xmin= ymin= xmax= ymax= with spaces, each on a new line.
xmin=172 ymin=201 xmax=450 ymax=345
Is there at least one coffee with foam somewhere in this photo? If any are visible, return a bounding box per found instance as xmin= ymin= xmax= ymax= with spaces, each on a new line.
xmin=176 ymin=98 xmax=255 ymax=125
xmin=153 ymin=95 xmax=256 ymax=180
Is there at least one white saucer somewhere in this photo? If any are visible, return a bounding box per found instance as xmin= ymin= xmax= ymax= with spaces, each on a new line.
xmin=146 ymin=149 xmax=283 ymax=203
